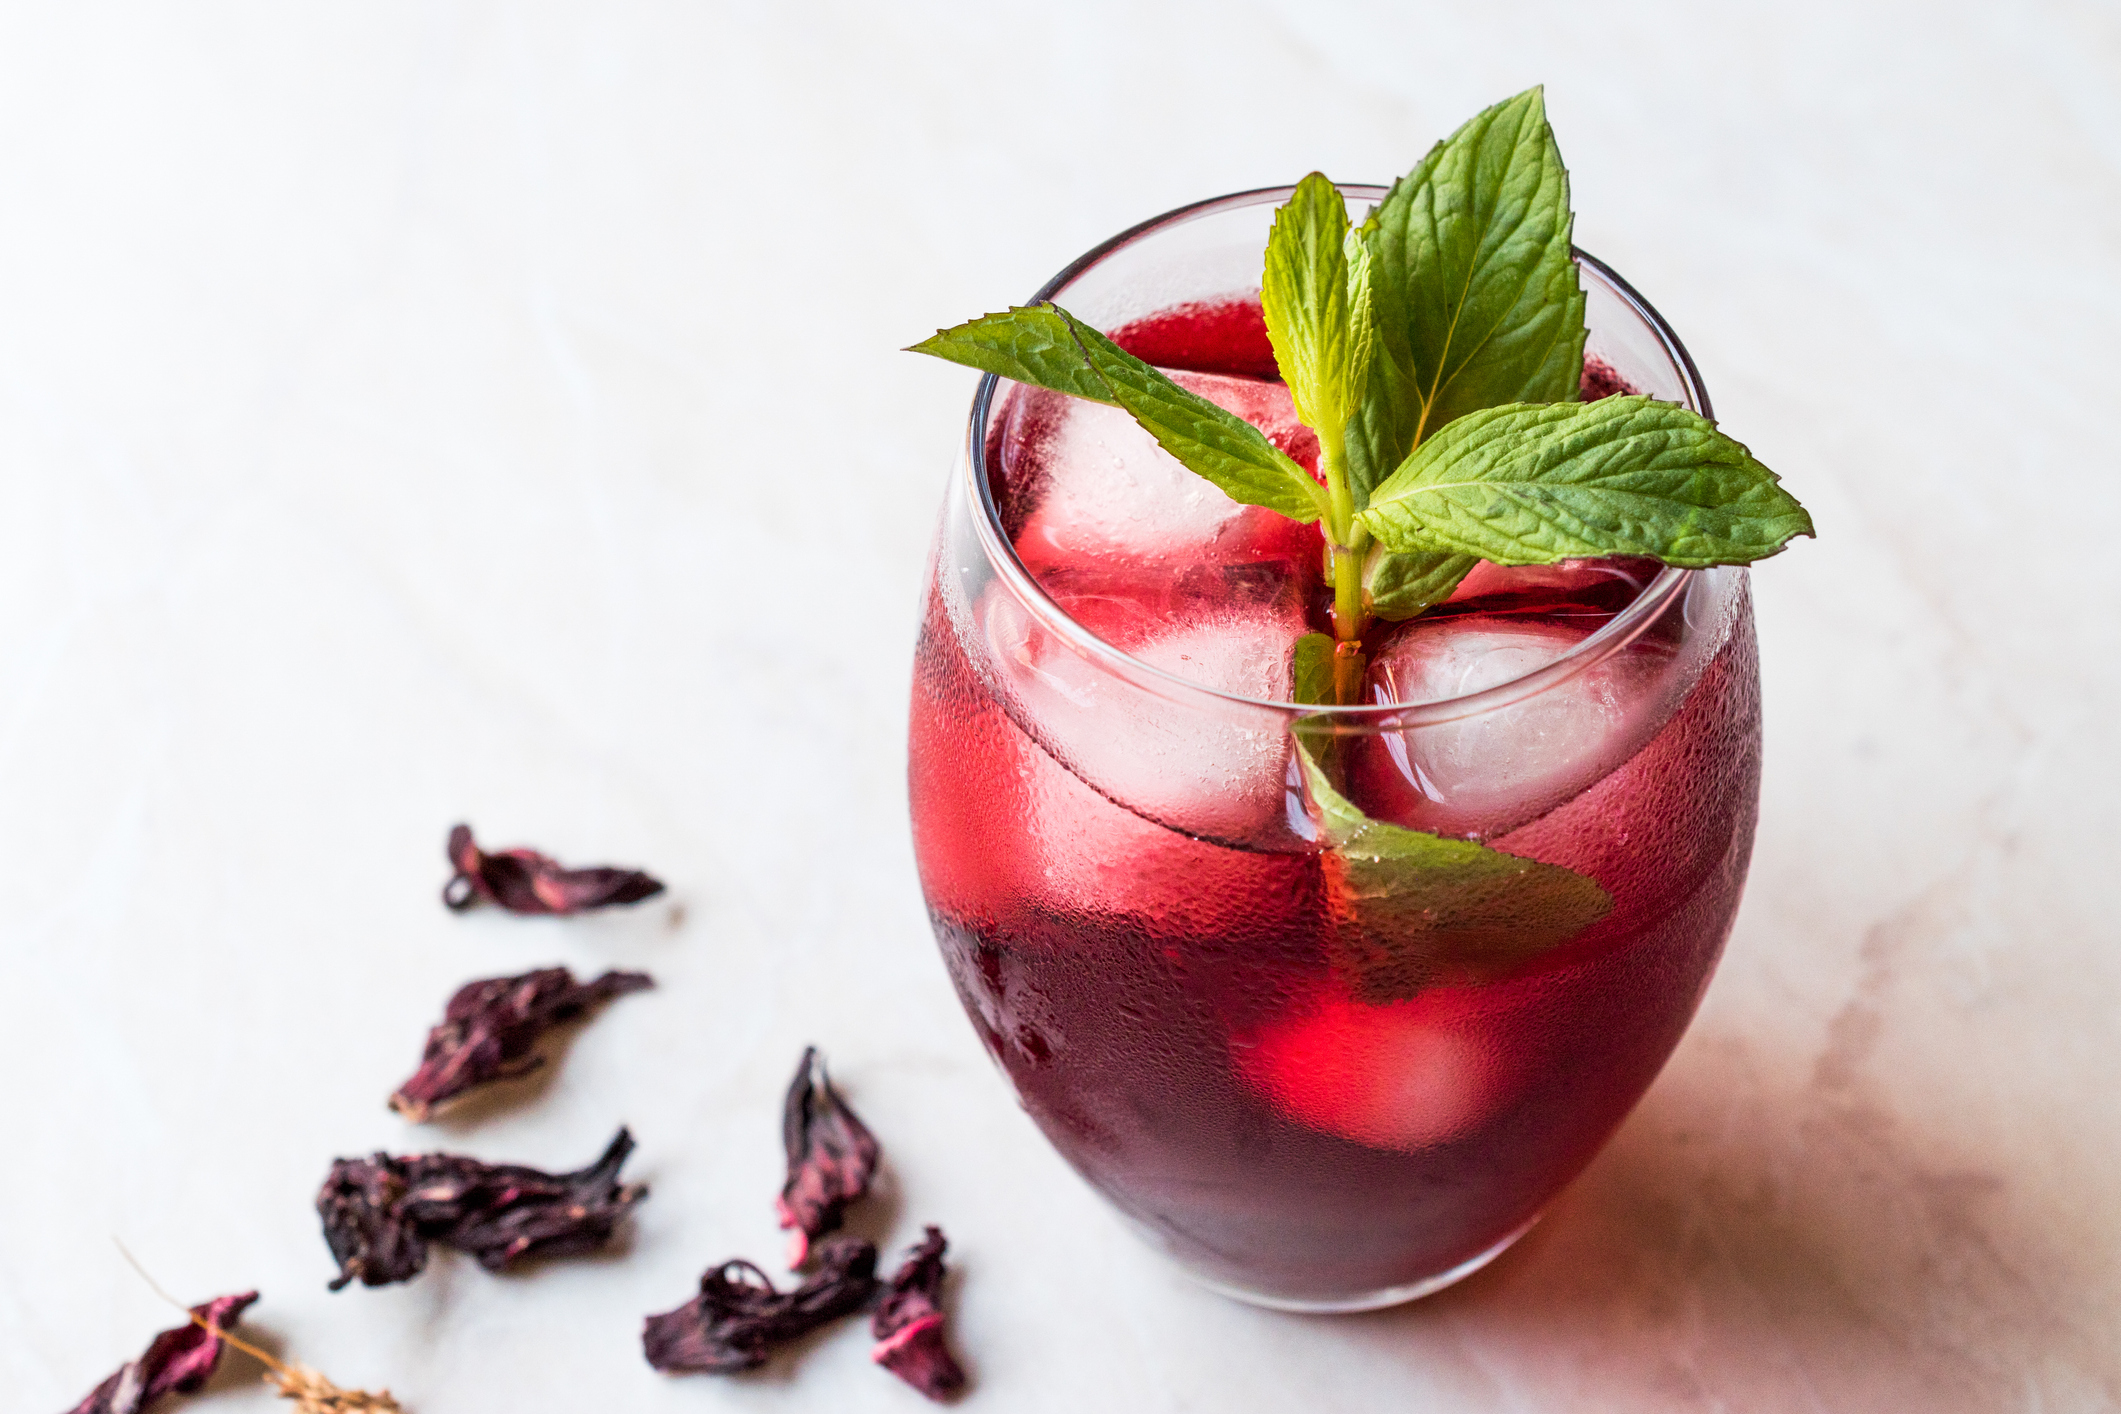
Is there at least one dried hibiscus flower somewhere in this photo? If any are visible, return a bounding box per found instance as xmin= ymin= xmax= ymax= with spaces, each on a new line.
xmin=389 ymin=966 xmax=654 ymax=1121
xmin=777 ymin=1046 xmax=880 ymax=1267
xmin=642 ymin=1234 xmax=879 ymax=1375
xmin=68 ymin=1291 xmax=257 ymax=1414
xmin=82 ymin=1287 xmax=405 ymax=1414
xmin=442 ymin=823 xmax=664 ymax=915
xmin=872 ymin=1227 xmax=966 ymax=1401
xmin=319 ymin=1127 xmax=645 ymax=1290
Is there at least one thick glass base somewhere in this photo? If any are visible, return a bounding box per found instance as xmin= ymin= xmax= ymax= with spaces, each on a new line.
xmin=1173 ymin=1215 xmax=1540 ymax=1314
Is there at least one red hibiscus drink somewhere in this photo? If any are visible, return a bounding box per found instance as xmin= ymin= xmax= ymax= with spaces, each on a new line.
xmin=910 ymin=185 xmax=1766 ymax=1309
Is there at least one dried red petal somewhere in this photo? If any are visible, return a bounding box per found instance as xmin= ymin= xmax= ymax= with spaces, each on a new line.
xmin=776 ymin=1047 xmax=880 ymax=1267
xmin=68 ymin=1292 xmax=259 ymax=1414
xmin=643 ymin=1235 xmax=879 ymax=1375
xmin=317 ymin=1158 xmax=426 ymax=1291
xmin=442 ymin=824 xmax=664 ymax=915
xmin=872 ymin=1227 xmax=965 ymax=1401
xmin=389 ymin=967 xmax=654 ymax=1121
xmin=319 ymin=1129 xmax=645 ymax=1289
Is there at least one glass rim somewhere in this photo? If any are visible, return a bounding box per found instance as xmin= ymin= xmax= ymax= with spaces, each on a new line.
xmin=962 ymin=182 xmax=1719 ymax=728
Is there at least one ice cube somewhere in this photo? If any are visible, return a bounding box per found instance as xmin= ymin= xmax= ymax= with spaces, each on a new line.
xmin=979 ymin=576 xmax=1306 ymax=848
xmin=913 ymin=584 xmax=1315 ymax=943
xmin=1002 ymin=370 xmax=1320 ymax=580
xmin=1348 ymin=617 xmax=1684 ymax=840
xmin=970 ymin=366 xmax=1329 ymax=850
xmin=1230 ymin=979 xmax=1532 ymax=1151
xmin=1019 ymin=732 xmax=1318 ymax=945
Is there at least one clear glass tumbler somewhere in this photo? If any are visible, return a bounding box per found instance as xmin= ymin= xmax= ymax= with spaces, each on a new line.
xmin=907 ymin=185 xmax=1761 ymax=1310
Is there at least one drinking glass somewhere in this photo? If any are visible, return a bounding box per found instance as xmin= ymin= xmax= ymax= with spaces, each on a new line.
xmin=908 ymin=185 xmax=1760 ymax=1310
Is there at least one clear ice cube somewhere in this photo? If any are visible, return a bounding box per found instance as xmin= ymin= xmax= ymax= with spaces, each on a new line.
xmin=1350 ymin=618 xmax=1685 ymax=840
xmin=974 ymin=364 xmax=1327 ymax=848
xmin=980 ymin=577 xmax=1306 ymax=848
xmin=1001 ymin=370 xmax=1320 ymax=580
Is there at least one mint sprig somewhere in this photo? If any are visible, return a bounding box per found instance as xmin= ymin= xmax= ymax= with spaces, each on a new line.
xmin=1260 ymin=170 xmax=1381 ymax=681
xmin=909 ymin=84 xmax=1813 ymax=708
xmin=1357 ymin=396 xmax=1814 ymax=565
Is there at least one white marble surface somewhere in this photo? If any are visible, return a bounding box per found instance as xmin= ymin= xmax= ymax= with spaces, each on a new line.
xmin=6 ymin=4 xmax=2120 ymax=1410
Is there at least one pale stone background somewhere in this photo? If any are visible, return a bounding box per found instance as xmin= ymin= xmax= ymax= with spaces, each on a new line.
xmin=5 ymin=3 xmax=2118 ymax=1410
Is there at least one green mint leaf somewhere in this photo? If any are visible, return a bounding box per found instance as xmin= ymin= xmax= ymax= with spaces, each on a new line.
xmin=1262 ymin=172 xmax=1364 ymax=437
xmin=1356 ymin=395 xmax=1814 ymax=566
xmin=1289 ymin=631 xmax=1342 ymax=768
xmin=911 ymin=303 xmax=1328 ymax=524
xmin=1347 ymin=86 xmax=1585 ymax=502
xmin=1295 ymin=742 xmax=1612 ymax=1003
xmin=1363 ymin=547 xmax=1478 ymax=620
xmin=1290 ymin=631 xmax=1337 ymax=708
xmin=1287 ymin=631 xmax=1611 ymax=1000
xmin=1052 ymin=305 xmax=1327 ymax=525
xmin=909 ymin=305 xmax=1120 ymax=405
xmin=1342 ymin=227 xmax=1376 ymax=420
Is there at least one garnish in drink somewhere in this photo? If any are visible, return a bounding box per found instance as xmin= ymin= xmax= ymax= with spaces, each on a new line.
xmin=907 ymin=88 xmax=1806 ymax=1305
xmin=914 ymin=87 xmax=1809 ymax=702
xmin=912 ymin=85 xmax=1812 ymax=1008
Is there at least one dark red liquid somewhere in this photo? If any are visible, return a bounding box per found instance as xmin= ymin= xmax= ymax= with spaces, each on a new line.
xmin=1110 ymin=299 xmax=1283 ymax=379
xmin=911 ymin=302 xmax=1760 ymax=1303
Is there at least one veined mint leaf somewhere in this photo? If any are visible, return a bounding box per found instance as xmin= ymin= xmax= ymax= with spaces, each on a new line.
xmin=1342 ymin=228 xmax=1375 ymax=423
xmin=1347 ymin=86 xmax=1585 ymax=502
xmin=1356 ymin=395 xmax=1814 ymax=566
xmin=1290 ymin=631 xmax=1337 ymax=708
xmin=1052 ymin=305 xmax=1328 ymax=525
xmin=909 ymin=305 xmax=1119 ymax=405
xmin=1285 ymin=633 xmax=1611 ymax=1001
xmin=913 ymin=89 xmax=1816 ymax=668
xmin=1363 ymin=547 xmax=1477 ymax=621
xmin=909 ymin=304 xmax=1326 ymax=525
xmin=1295 ymin=743 xmax=1612 ymax=1003
xmin=1289 ymin=630 xmax=1343 ymax=766
xmin=1262 ymin=173 xmax=1366 ymax=438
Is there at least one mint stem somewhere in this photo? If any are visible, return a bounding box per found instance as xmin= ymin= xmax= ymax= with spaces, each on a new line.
xmin=1319 ymin=437 xmax=1369 ymax=704
xmin=1331 ymin=636 xmax=1365 ymax=708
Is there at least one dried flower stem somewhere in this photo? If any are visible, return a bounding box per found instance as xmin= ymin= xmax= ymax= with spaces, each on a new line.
xmin=116 ymin=1244 xmax=406 ymax=1413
